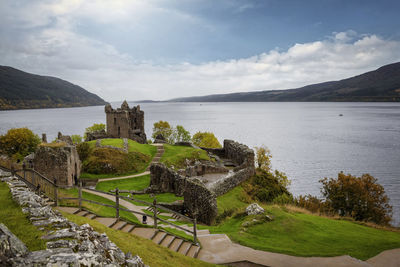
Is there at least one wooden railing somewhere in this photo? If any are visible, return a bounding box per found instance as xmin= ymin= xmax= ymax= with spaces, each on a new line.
xmin=60 ymin=182 xmax=198 ymax=244
xmin=0 ymin=163 xmax=58 ymax=205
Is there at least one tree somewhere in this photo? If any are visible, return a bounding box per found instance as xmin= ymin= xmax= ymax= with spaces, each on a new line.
xmin=192 ymin=131 xmax=222 ymax=148
xmin=0 ymin=128 xmax=41 ymax=160
xmin=254 ymin=146 xmax=272 ymax=172
xmin=171 ymin=125 xmax=191 ymax=143
xmin=320 ymin=172 xmax=392 ymax=225
xmin=152 ymin=121 xmax=172 ymax=141
xmin=84 ymin=123 xmax=105 ymax=139
xmin=71 ymin=134 xmax=83 ymax=144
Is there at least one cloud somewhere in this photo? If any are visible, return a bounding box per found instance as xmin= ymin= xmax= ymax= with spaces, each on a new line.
xmin=1 ymin=1 xmax=400 ymax=101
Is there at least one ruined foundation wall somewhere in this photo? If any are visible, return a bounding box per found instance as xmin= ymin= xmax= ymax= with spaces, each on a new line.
xmin=209 ymin=167 xmax=255 ymax=197
xmin=224 ymin=139 xmax=255 ymax=169
xmin=149 ymin=163 xmax=218 ymax=225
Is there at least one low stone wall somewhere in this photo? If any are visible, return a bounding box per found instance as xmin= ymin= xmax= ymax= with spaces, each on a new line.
xmin=0 ymin=172 xmax=146 ymax=266
xmin=177 ymin=161 xmax=228 ymax=177
xmin=209 ymin=167 xmax=255 ymax=197
xmin=149 ymin=163 xmax=218 ymax=225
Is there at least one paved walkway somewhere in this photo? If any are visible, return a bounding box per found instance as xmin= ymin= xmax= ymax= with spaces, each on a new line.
xmin=98 ymin=171 xmax=150 ymax=182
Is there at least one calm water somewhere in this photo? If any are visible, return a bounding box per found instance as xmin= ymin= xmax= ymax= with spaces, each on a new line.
xmin=1 ymin=102 xmax=399 ymax=226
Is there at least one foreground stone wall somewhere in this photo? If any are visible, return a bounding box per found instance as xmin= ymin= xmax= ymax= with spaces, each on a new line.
xmin=209 ymin=168 xmax=255 ymax=196
xmin=149 ymin=163 xmax=218 ymax=225
xmin=0 ymin=173 xmax=146 ymax=266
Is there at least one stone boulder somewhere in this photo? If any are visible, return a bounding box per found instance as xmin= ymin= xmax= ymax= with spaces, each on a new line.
xmin=246 ymin=203 xmax=265 ymax=215
xmin=0 ymin=223 xmax=29 ymax=263
xmin=154 ymin=134 xmax=167 ymax=144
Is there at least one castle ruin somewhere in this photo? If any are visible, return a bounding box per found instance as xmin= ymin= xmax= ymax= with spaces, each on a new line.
xmin=104 ymin=101 xmax=147 ymax=144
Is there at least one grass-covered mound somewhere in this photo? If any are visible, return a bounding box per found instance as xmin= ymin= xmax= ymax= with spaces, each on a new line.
xmin=80 ymin=138 xmax=157 ymax=179
xmin=0 ymin=181 xmax=47 ymax=251
xmin=62 ymin=213 xmax=217 ymax=267
xmin=96 ymin=175 xmax=183 ymax=204
xmin=212 ymin=186 xmax=400 ymax=260
xmin=160 ymin=144 xmax=211 ymax=169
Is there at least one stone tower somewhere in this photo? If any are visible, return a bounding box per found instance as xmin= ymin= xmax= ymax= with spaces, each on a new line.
xmin=105 ymin=101 xmax=147 ymax=144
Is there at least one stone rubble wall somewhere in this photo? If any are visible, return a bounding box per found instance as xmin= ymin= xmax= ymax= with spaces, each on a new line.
xmin=0 ymin=171 xmax=146 ymax=267
xmin=149 ymin=163 xmax=218 ymax=225
xmin=223 ymin=140 xmax=255 ymax=170
xmin=208 ymin=167 xmax=256 ymax=197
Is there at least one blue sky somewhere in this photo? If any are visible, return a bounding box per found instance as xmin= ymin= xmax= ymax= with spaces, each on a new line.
xmin=1 ymin=0 xmax=400 ymax=101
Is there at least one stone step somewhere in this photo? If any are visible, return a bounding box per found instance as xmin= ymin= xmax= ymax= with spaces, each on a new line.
xmin=121 ymin=224 xmax=135 ymax=233
xmin=177 ymin=242 xmax=192 ymax=256
xmin=160 ymin=235 xmax=175 ymax=248
xmin=112 ymin=221 xmax=127 ymax=230
xmin=95 ymin=217 xmax=118 ymax=228
xmin=152 ymin=231 xmax=167 ymax=244
xmin=76 ymin=210 xmax=89 ymax=217
xmin=85 ymin=213 xmax=97 ymax=220
xmin=55 ymin=207 xmax=79 ymax=214
xmin=169 ymin=238 xmax=183 ymax=252
xmin=131 ymin=228 xmax=157 ymax=239
xmin=186 ymin=245 xmax=201 ymax=258
xmin=197 ymin=229 xmax=210 ymax=236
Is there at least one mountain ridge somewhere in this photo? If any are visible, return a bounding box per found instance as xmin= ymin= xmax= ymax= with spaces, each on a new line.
xmin=169 ymin=62 xmax=400 ymax=102
xmin=0 ymin=66 xmax=107 ymax=110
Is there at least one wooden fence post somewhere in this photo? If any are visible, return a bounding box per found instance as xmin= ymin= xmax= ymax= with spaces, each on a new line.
xmin=78 ymin=180 xmax=82 ymax=210
xmin=10 ymin=165 xmax=15 ymax=177
xmin=115 ymin=188 xmax=120 ymax=219
xmin=53 ymin=178 xmax=58 ymax=206
xmin=153 ymin=198 xmax=157 ymax=229
xmin=22 ymin=163 xmax=26 ymax=181
xmin=32 ymin=171 xmax=35 ymax=187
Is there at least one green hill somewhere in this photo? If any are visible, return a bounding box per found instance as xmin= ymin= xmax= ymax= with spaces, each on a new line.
xmin=0 ymin=66 xmax=107 ymax=110
xmin=170 ymin=62 xmax=400 ymax=102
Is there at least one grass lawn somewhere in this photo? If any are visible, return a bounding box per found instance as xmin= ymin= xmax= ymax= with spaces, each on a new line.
xmin=96 ymin=175 xmax=183 ymax=205
xmin=0 ymin=181 xmax=47 ymax=251
xmin=161 ymin=144 xmax=210 ymax=169
xmin=62 ymin=212 xmax=217 ymax=267
xmin=58 ymin=188 xmax=140 ymax=224
xmin=212 ymin=186 xmax=400 ymax=260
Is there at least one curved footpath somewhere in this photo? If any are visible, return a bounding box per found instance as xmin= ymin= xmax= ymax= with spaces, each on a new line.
xmin=80 ymin=144 xmax=400 ymax=266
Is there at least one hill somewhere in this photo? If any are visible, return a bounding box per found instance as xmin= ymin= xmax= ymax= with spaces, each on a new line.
xmin=0 ymin=66 xmax=107 ymax=110
xmin=170 ymin=62 xmax=400 ymax=102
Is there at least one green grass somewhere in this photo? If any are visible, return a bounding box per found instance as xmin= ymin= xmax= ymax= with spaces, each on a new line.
xmin=59 ymin=188 xmax=140 ymax=224
xmin=217 ymin=185 xmax=248 ymax=216
xmin=81 ymin=139 xmax=157 ymax=179
xmin=0 ymin=182 xmax=47 ymax=251
xmin=212 ymin=186 xmax=400 ymax=260
xmin=96 ymin=175 xmax=183 ymax=205
xmin=63 ymin=213 xmax=217 ymax=267
xmin=161 ymin=144 xmax=211 ymax=169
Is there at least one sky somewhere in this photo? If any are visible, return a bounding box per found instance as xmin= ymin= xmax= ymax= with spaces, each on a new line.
xmin=1 ymin=0 xmax=400 ymax=101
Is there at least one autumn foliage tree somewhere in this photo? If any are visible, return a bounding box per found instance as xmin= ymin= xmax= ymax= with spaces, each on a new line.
xmin=192 ymin=131 xmax=222 ymax=148
xmin=0 ymin=128 xmax=41 ymax=160
xmin=152 ymin=121 xmax=173 ymax=141
xmin=320 ymin=172 xmax=392 ymax=225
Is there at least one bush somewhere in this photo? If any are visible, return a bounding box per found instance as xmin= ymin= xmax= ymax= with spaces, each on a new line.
xmin=84 ymin=123 xmax=105 ymax=139
xmin=171 ymin=125 xmax=191 ymax=143
xmin=71 ymin=135 xmax=83 ymax=144
xmin=0 ymin=128 xmax=41 ymax=160
xmin=152 ymin=121 xmax=172 ymax=141
xmin=82 ymin=147 xmax=149 ymax=175
xmin=192 ymin=131 xmax=221 ymax=148
xmin=77 ymin=142 xmax=92 ymax=162
xmin=243 ymin=170 xmax=291 ymax=203
xmin=320 ymin=172 xmax=392 ymax=225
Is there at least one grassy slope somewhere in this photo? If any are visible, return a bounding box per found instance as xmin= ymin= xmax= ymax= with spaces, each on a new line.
xmin=212 ymin=186 xmax=400 ymax=260
xmin=161 ymin=144 xmax=210 ymax=169
xmin=0 ymin=182 xmax=47 ymax=251
xmin=96 ymin=175 xmax=183 ymax=204
xmin=81 ymin=139 xmax=157 ymax=179
xmin=63 ymin=213 xmax=217 ymax=267
xmin=59 ymin=188 xmax=140 ymax=224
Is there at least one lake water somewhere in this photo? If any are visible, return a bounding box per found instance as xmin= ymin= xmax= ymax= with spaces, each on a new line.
xmin=1 ymin=102 xmax=399 ymax=226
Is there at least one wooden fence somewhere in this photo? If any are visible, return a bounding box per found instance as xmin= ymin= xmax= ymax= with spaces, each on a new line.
xmin=0 ymin=163 xmax=58 ymax=205
xmin=60 ymin=182 xmax=198 ymax=244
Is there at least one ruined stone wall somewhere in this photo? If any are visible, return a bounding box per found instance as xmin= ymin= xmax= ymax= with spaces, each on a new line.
xmin=209 ymin=167 xmax=255 ymax=196
xmin=149 ymin=163 xmax=218 ymax=225
xmin=32 ymin=145 xmax=81 ymax=187
xmin=105 ymin=101 xmax=146 ymax=144
xmin=224 ymin=139 xmax=255 ymax=169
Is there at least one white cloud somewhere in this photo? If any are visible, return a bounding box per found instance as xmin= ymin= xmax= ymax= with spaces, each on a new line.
xmin=1 ymin=1 xmax=400 ymax=101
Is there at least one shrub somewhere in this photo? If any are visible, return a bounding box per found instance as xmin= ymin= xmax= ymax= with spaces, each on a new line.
xmin=171 ymin=125 xmax=191 ymax=143
xmin=71 ymin=135 xmax=83 ymax=144
xmin=77 ymin=142 xmax=92 ymax=162
xmin=84 ymin=123 xmax=105 ymax=139
xmin=82 ymin=147 xmax=149 ymax=175
xmin=192 ymin=131 xmax=221 ymax=148
xmin=320 ymin=172 xmax=392 ymax=225
xmin=254 ymin=146 xmax=272 ymax=172
xmin=0 ymin=128 xmax=41 ymax=160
